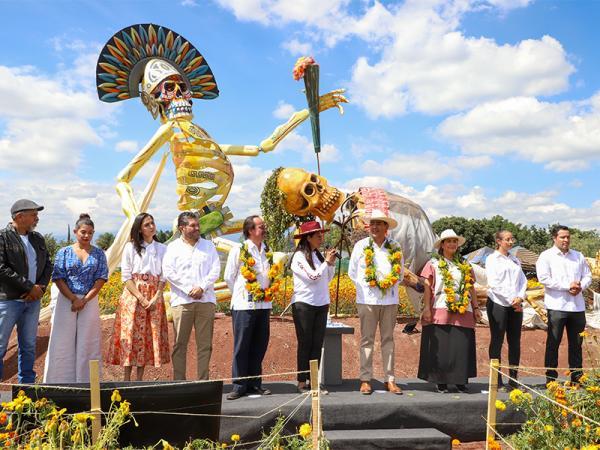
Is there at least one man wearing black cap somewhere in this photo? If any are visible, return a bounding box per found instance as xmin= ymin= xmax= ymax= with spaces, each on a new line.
xmin=0 ymin=199 xmax=52 ymax=383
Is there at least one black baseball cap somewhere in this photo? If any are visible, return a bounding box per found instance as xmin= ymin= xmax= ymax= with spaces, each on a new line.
xmin=11 ymin=199 xmax=44 ymax=215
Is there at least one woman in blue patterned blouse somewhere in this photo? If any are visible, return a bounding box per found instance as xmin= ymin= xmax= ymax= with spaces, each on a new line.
xmin=43 ymin=214 xmax=108 ymax=383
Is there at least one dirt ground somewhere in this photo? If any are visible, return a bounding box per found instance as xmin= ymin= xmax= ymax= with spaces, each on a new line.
xmin=3 ymin=315 xmax=598 ymax=449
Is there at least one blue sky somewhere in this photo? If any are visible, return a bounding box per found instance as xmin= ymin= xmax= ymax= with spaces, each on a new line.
xmin=0 ymin=0 xmax=599 ymax=237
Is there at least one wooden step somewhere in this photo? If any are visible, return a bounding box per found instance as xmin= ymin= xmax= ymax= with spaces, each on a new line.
xmin=325 ymin=428 xmax=452 ymax=450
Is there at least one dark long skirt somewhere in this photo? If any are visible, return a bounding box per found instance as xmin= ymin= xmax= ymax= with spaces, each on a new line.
xmin=418 ymin=324 xmax=477 ymax=385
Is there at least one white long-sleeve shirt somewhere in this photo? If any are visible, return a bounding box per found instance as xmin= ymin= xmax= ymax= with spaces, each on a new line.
xmin=348 ymin=237 xmax=403 ymax=306
xmin=224 ymin=239 xmax=272 ymax=311
xmin=291 ymin=250 xmax=334 ymax=307
xmin=536 ymin=246 xmax=592 ymax=312
xmin=162 ymin=237 xmax=220 ymax=307
xmin=121 ymin=241 xmax=167 ymax=282
xmin=485 ymin=250 xmax=527 ymax=307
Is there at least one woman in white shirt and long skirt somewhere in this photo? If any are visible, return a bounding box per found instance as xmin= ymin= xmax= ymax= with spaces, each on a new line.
xmin=485 ymin=230 xmax=527 ymax=389
xmin=107 ymin=213 xmax=170 ymax=381
xmin=290 ymin=221 xmax=337 ymax=393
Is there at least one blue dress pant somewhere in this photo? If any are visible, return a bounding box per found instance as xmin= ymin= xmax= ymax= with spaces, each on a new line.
xmin=231 ymin=309 xmax=270 ymax=394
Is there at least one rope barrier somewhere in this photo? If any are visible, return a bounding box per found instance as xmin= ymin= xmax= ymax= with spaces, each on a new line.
xmin=482 ymin=415 xmax=517 ymax=450
xmin=261 ymin=393 xmax=311 ymax=449
xmin=490 ymin=364 xmax=600 ymax=427
xmin=0 ymin=369 xmax=311 ymax=392
xmin=496 ymin=363 xmax=597 ymax=372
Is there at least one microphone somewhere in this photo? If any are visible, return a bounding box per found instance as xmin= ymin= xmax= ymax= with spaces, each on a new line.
xmin=324 ymin=244 xmax=341 ymax=260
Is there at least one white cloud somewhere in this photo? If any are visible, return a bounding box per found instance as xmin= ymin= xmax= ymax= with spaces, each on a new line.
xmin=215 ymin=1 xmax=572 ymax=117
xmin=343 ymin=176 xmax=600 ymax=229
xmin=272 ymin=100 xmax=296 ymax=119
xmin=361 ymin=150 xmax=493 ymax=182
xmin=438 ymin=94 xmax=600 ymax=170
xmin=282 ymin=38 xmax=313 ymax=56
xmin=181 ymin=0 xmax=198 ymax=5
xmin=115 ymin=140 xmax=139 ymax=153
xmin=0 ymin=118 xmax=101 ymax=174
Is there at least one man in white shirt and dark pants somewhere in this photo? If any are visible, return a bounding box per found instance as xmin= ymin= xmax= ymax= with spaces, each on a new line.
xmin=536 ymin=225 xmax=592 ymax=385
xmin=224 ymin=216 xmax=272 ymax=400
xmin=163 ymin=212 xmax=221 ymax=380
xmin=349 ymin=209 xmax=404 ymax=395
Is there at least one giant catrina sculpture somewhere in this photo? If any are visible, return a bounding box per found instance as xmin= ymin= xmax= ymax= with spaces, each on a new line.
xmin=96 ymin=23 xmax=347 ymax=272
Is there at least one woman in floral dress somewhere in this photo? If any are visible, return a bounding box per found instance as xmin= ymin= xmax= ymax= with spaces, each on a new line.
xmin=108 ymin=213 xmax=170 ymax=380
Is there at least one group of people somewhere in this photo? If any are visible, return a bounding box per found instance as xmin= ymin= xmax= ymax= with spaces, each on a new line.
xmin=0 ymin=199 xmax=593 ymax=397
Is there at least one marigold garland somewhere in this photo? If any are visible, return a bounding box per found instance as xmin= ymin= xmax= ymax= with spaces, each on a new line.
xmin=363 ymin=238 xmax=403 ymax=294
xmin=435 ymin=254 xmax=474 ymax=314
xmin=239 ymin=243 xmax=282 ymax=302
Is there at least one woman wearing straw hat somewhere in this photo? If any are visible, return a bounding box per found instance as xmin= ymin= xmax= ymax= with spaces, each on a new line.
xmin=290 ymin=221 xmax=337 ymax=393
xmin=418 ymin=229 xmax=481 ymax=393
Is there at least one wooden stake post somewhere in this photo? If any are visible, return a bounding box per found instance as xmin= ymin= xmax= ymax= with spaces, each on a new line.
xmin=310 ymin=359 xmax=321 ymax=449
xmin=486 ymin=359 xmax=500 ymax=449
xmin=89 ymin=360 xmax=101 ymax=444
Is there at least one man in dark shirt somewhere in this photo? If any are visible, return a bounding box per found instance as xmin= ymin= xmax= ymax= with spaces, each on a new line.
xmin=0 ymin=199 xmax=52 ymax=383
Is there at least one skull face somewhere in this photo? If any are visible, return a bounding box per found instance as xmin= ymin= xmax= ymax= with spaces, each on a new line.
xmin=140 ymin=59 xmax=193 ymax=121
xmin=155 ymin=76 xmax=193 ymax=121
xmin=277 ymin=168 xmax=344 ymax=222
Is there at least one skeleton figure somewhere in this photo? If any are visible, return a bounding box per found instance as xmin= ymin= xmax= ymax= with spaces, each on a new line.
xmin=96 ymin=24 xmax=346 ymax=271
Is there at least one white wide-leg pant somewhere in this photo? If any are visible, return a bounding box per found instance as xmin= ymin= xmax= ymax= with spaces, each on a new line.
xmin=43 ymin=292 xmax=102 ymax=383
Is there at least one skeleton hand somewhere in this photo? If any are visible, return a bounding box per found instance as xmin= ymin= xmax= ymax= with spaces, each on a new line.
xmin=318 ymin=89 xmax=347 ymax=114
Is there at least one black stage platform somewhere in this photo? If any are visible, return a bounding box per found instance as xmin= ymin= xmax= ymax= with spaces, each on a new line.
xmin=219 ymin=377 xmax=536 ymax=448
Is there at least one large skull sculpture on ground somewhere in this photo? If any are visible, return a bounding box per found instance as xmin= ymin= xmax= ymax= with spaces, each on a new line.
xmin=277 ymin=168 xmax=344 ymax=222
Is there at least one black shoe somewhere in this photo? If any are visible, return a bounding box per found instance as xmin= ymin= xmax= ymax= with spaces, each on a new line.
xmin=436 ymin=384 xmax=449 ymax=393
xmin=226 ymin=391 xmax=244 ymax=400
xmin=402 ymin=324 xmax=420 ymax=334
xmin=456 ymin=384 xmax=469 ymax=393
xmin=250 ymin=386 xmax=271 ymax=396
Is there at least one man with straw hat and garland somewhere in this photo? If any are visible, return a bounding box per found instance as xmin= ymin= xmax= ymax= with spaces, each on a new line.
xmin=349 ymin=209 xmax=404 ymax=395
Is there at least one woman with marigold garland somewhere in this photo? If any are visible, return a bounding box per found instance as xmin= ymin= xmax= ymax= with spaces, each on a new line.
xmin=290 ymin=221 xmax=336 ymax=393
xmin=224 ymin=216 xmax=280 ymax=400
xmin=348 ymin=209 xmax=404 ymax=395
xmin=107 ymin=212 xmax=170 ymax=381
xmin=485 ymin=230 xmax=527 ymax=390
xmin=418 ymin=229 xmax=482 ymax=393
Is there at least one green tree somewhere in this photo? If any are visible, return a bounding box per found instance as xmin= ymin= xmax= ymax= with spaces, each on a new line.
xmin=155 ymin=229 xmax=173 ymax=243
xmin=260 ymin=167 xmax=314 ymax=252
xmin=43 ymin=233 xmax=65 ymax=262
xmin=95 ymin=232 xmax=115 ymax=250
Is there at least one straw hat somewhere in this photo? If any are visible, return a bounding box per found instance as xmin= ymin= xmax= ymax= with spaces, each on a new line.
xmin=433 ymin=229 xmax=466 ymax=250
xmin=293 ymin=221 xmax=329 ymax=238
xmin=366 ymin=209 xmax=398 ymax=230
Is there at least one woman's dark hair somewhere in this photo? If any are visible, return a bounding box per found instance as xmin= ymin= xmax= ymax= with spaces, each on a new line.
xmin=243 ymin=215 xmax=260 ymax=239
xmin=294 ymin=233 xmax=324 ymax=270
xmin=551 ymin=224 xmax=569 ymax=238
xmin=74 ymin=213 xmax=94 ymax=231
xmin=130 ymin=212 xmax=157 ymax=256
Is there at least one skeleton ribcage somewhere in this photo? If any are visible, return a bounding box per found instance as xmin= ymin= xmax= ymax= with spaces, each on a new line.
xmin=171 ymin=135 xmax=234 ymax=211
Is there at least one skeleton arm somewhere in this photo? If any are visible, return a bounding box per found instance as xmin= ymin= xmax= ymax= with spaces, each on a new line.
xmin=116 ymin=122 xmax=175 ymax=219
xmin=219 ymin=89 xmax=347 ymax=156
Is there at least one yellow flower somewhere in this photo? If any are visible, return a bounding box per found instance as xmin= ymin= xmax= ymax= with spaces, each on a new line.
xmin=509 ymin=389 xmax=523 ymax=404
xmin=74 ymin=412 xmax=93 ymax=423
xmin=231 ymin=434 xmax=240 ymax=442
xmin=120 ymin=400 xmax=131 ymax=415
xmin=221 ymin=444 xmax=227 ymax=449
xmin=572 ymin=418 xmax=582 ymax=427
xmin=545 ymin=425 xmax=554 ymax=432
xmin=111 ymin=389 xmax=121 ymax=403
xmin=452 ymin=438 xmax=461 ymax=447
xmin=299 ymin=423 xmax=312 ymax=439
xmin=162 ymin=440 xmax=175 ymax=450
xmin=495 ymin=400 xmax=506 ymax=411
xmin=579 ymin=331 xmax=588 ymax=337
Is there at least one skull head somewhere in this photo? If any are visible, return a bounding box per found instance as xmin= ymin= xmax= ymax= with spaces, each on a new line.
xmin=140 ymin=59 xmax=193 ymax=121
xmin=277 ymin=168 xmax=344 ymax=222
